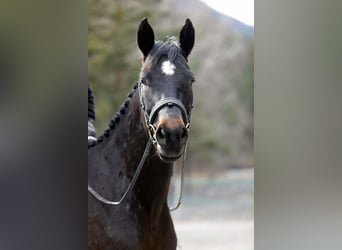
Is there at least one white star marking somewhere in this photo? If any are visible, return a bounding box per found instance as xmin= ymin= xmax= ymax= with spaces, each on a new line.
xmin=161 ymin=60 xmax=176 ymax=75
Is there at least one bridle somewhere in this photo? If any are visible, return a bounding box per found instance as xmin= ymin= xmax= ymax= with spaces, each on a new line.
xmin=88 ymin=80 xmax=193 ymax=211
xmin=138 ymin=80 xmax=192 ymax=144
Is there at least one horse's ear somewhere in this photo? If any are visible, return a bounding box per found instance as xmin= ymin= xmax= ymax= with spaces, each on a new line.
xmin=137 ymin=18 xmax=155 ymax=60
xmin=179 ymin=19 xmax=195 ymax=59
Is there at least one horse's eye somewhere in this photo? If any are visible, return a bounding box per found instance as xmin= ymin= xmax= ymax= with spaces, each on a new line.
xmin=141 ymin=78 xmax=147 ymax=86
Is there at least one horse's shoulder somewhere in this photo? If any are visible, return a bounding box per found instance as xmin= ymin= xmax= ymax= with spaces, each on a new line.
xmin=88 ymin=206 xmax=140 ymax=250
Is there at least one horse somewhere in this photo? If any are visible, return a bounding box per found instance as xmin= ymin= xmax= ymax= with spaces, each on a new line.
xmin=88 ymin=18 xmax=195 ymax=250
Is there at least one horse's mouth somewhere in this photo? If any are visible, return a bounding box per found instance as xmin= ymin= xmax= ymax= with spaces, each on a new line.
xmin=156 ymin=143 xmax=184 ymax=163
xmin=159 ymin=153 xmax=182 ymax=163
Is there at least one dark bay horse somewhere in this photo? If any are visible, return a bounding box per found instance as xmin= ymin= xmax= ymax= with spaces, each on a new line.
xmin=88 ymin=18 xmax=195 ymax=250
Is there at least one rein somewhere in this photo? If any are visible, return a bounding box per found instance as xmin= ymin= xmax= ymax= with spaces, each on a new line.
xmin=88 ymin=138 xmax=153 ymax=205
xmin=88 ymin=81 xmax=192 ymax=211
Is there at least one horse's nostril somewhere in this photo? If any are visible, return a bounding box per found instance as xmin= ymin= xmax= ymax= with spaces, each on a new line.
xmin=157 ymin=127 xmax=166 ymax=139
xmin=180 ymin=127 xmax=188 ymax=139
xmin=156 ymin=124 xmax=188 ymax=145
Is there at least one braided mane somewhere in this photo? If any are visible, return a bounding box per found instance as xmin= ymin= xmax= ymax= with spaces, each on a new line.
xmin=88 ymin=82 xmax=139 ymax=148
xmin=88 ymin=84 xmax=95 ymax=121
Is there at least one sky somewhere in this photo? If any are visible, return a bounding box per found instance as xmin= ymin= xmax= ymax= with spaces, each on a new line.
xmin=200 ymin=0 xmax=254 ymax=26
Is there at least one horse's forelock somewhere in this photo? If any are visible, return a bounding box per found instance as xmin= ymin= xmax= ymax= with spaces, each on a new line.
xmin=144 ymin=39 xmax=182 ymax=69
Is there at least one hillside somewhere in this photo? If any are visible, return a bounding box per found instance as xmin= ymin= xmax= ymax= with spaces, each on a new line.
xmin=88 ymin=0 xmax=254 ymax=173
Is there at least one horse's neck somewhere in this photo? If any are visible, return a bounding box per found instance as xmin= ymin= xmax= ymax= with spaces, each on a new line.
xmin=100 ymin=92 xmax=173 ymax=214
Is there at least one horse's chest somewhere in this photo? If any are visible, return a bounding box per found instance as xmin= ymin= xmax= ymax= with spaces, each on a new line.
xmin=88 ymin=204 xmax=140 ymax=249
xmin=88 ymin=207 xmax=176 ymax=250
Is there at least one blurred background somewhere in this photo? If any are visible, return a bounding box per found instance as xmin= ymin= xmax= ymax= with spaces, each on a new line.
xmin=88 ymin=0 xmax=254 ymax=249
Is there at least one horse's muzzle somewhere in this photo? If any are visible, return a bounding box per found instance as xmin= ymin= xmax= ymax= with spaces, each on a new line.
xmin=154 ymin=114 xmax=188 ymax=162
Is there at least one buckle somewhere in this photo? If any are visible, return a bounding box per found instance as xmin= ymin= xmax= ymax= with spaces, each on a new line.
xmin=148 ymin=124 xmax=157 ymax=144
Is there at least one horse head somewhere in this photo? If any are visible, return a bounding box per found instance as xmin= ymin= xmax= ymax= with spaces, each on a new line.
xmin=137 ymin=18 xmax=195 ymax=163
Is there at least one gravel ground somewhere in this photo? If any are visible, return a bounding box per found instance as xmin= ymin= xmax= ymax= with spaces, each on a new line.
xmin=174 ymin=220 xmax=253 ymax=250
xmin=170 ymin=168 xmax=254 ymax=250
